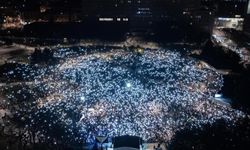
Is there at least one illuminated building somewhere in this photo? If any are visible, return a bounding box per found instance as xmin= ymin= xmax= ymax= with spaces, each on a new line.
xmin=244 ymin=0 xmax=250 ymax=34
xmin=81 ymin=0 xmax=202 ymax=34
xmin=212 ymin=0 xmax=249 ymax=31
xmin=248 ymin=0 xmax=250 ymax=14
xmin=82 ymin=0 xmax=129 ymax=21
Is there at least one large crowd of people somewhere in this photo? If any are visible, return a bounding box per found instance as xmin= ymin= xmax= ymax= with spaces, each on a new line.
xmin=0 ymin=46 xmax=246 ymax=146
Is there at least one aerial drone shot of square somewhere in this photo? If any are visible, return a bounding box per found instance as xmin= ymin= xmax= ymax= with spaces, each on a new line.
xmin=0 ymin=0 xmax=250 ymax=150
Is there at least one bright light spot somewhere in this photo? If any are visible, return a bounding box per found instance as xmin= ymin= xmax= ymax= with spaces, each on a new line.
xmin=88 ymin=108 xmax=95 ymax=112
xmin=122 ymin=18 xmax=129 ymax=21
xmin=126 ymin=82 xmax=132 ymax=88
xmin=99 ymin=18 xmax=114 ymax=22
xmin=215 ymin=94 xmax=223 ymax=98
xmin=80 ymin=96 xmax=85 ymax=101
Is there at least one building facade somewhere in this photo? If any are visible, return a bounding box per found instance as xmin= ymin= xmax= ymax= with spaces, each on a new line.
xmin=244 ymin=0 xmax=250 ymax=34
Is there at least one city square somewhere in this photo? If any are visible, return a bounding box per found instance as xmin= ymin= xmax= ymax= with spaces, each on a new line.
xmin=0 ymin=46 xmax=246 ymax=146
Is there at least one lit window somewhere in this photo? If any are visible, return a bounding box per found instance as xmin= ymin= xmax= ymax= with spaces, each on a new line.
xmin=123 ymin=18 xmax=129 ymax=21
xmin=99 ymin=18 xmax=114 ymax=21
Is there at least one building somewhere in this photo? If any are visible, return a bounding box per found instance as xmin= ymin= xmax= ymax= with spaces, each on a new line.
xmin=82 ymin=0 xmax=129 ymax=21
xmin=216 ymin=0 xmax=248 ymax=17
xmin=81 ymin=0 xmax=203 ymax=34
xmin=212 ymin=0 xmax=249 ymax=31
xmin=244 ymin=0 xmax=250 ymax=34
xmin=248 ymin=0 xmax=250 ymax=14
